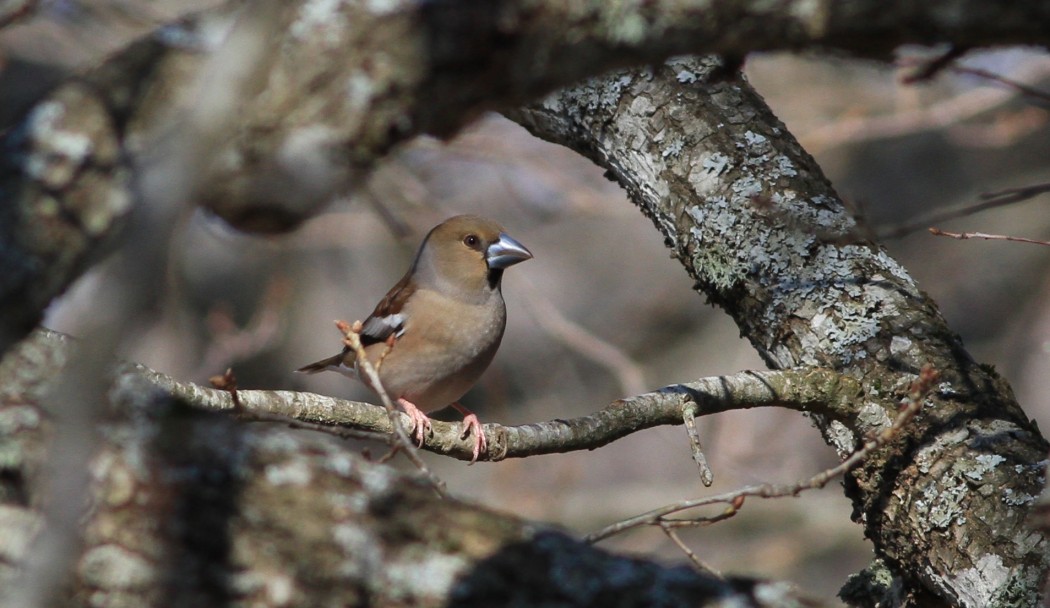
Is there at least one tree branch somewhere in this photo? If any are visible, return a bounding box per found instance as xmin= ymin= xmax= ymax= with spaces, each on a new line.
xmin=508 ymin=55 xmax=1050 ymax=606
xmin=5 ymin=0 xmax=1050 ymax=356
xmin=0 ymin=328 xmax=847 ymax=608
xmin=114 ymin=328 xmax=869 ymax=462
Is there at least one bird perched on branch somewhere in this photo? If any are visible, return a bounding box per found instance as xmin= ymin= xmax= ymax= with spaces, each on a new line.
xmin=297 ymin=215 xmax=533 ymax=462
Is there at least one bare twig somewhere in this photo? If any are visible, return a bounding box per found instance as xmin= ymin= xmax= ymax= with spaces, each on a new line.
xmin=197 ymin=278 xmax=291 ymax=378
xmin=211 ymin=369 xmax=388 ymax=442
xmin=336 ymin=320 xmax=446 ymax=496
xmin=800 ymin=60 xmax=1050 ymax=155
xmin=124 ymin=354 xmax=872 ymax=463
xmin=880 ymin=181 xmax=1050 ymax=240
xmin=929 ymin=227 xmax=1050 ymax=247
xmin=899 ymin=53 xmax=1050 ymax=104
xmin=682 ymin=406 xmax=714 ymax=487
xmin=899 ymin=46 xmax=971 ymax=83
xmin=0 ymin=0 xmax=37 ymax=29
xmin=585 ymin=366 xmax=939 ymax=543
xmin=659 ymin=524 xmax=722 ymax=577
xmin=519 ymin=277 xmax=647 ymax=397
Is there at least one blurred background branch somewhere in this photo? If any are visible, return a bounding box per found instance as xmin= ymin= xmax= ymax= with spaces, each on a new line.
xmin=2 ymin=1 xmax=1050 ymax=606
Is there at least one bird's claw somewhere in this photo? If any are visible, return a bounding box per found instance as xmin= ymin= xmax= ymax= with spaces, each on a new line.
xmin=460 ymin=413 xmax=487 ymax=465
xmin=398 ymin=398 xmax=432 ymax=448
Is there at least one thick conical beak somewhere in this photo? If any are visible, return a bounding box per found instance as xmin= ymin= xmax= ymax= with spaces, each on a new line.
xmin=486 ymin=232 xmax=533 ymax=269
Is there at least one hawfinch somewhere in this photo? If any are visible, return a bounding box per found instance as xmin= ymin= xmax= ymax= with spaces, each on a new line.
xmin=297 ymin=215 xmax=533 ymax=462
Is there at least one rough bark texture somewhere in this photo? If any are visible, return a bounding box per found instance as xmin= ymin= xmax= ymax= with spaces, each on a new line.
xmin=5 ymin=0 xmax=1050 ymax=355
xmin=0 ymin=330 xmax=819 ymax=608
xmin=2 ymin=1 xmax=1050 ymax=606
xmin=509 ymin=56 xmax=1049 ymax=607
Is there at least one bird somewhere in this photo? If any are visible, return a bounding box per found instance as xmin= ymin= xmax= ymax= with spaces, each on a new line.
xmin=296 ymin=215 xmax=533 ymax=463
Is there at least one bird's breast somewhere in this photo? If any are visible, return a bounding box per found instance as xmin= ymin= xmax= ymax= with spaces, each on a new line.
xmin=367 ymin=289 xmax=507 ymax=411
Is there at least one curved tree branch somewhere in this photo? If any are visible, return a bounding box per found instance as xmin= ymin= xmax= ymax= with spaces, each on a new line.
xmin=5 ymin=0 xmax=1050 ymax=355
xmin=508 ymin=55 xmax=1049 ymax=606
xmin=0 ymin=328 xmax=846 ymax=608
xmin=111 ymin=329 xmax=869 ymax=462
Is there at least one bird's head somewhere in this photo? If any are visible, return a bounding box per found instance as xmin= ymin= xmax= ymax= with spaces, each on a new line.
xmin=414 ymin=215 xmax=533 ymax=298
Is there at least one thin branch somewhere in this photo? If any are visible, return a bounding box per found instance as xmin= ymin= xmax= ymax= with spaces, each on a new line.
xmin=0 ymin=0 xmax=37 ymax=29
xmin=120 ymin=345 xmax=884 ymax=463
xmin=899 ymin=46 xmax=971 ymax=83
xmin=335 ymin=320 xmax=446 ymax=496
xmin=518 ymin=276 xmax=648 ymax=397
xmin=899 ymin=53 xmax=1050 ymax=104
xmin=196 ymin=277 xmax=291 ymax=378
xmin=585 ymin=366 xmax=939 ymax=543
xmin=880 ymin=181 xmax=1050 ymax=240
xmin=948 ymin=64 xmax=1050 ymax=104
xmin=659 ymin=524 xmax=722 ymax=577
xmin=682 ymin=405 xmax=714 ymax=487
xmin=799 ymin=60 xmax=1050 ymax=155
xmin=929 ymin=227 xmax=1050 ymax=247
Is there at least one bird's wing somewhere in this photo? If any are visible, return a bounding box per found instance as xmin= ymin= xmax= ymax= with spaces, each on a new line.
xmin=359 ymin=273 xmax=414 ymax=346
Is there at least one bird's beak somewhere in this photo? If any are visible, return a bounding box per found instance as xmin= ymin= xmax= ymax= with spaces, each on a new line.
xmin=487 ymin=233 xmax=533 ymax=269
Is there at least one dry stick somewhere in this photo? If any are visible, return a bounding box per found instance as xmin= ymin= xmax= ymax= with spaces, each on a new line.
xmin=881 ymin=181 xmax=1050 ymax=240
xmin=336 ymin=319 xmax=447 ymax=497
xmin=947 ymin=64 xmax=1050 ymax=104
xmin=197 ymin=277 xmax=290 ymax=378
xmin=659 ymin=524 xmax=722 ymax=578
xmin=518 ymin=277 xmax=647 ymax=397
xmin=682 ymin=405 xmax=714 ymax=487
xmin=586 ymin=365 xmax=939 ymax=544
xmin=930 ymin=227 xmax=1050 ymax=247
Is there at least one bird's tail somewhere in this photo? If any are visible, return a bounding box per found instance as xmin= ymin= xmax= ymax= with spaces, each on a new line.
xmin=295 ymin=353 xmax=343 ymax=374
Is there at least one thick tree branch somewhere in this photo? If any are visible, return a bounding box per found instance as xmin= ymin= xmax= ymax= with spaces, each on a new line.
xmin=5 ymin=0 xmax=1050 ymax=356
xmin=0 ymin=328 xmax=833 ymax=607
xmin=509 ymin=56 xmax=1049 ymax=606
xmin=113 ymin=329 xmax=869 ymax=462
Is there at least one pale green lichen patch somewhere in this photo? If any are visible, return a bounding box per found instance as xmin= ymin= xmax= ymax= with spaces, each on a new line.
xmin=78 ymin=544 xmax=156 ymax=590
xmin=384 ymin=552 xmax=470 ymax=602
xmin=264 ymin=457 xmax=313 ymax=486
xmin=0 ymin=505 xmax=41 ymax=563
xmin=857 ymin=402 xmax=892 ymax=433
xmin=291 ymin=0 xmax=350 ymax=45
xmin=967 ymin=454 xmax=1007 ymax=481
xmin=947 ymin=553 xmax=1009 ymax=608
xmin=23 ymin=101 xmax=93 ymax=189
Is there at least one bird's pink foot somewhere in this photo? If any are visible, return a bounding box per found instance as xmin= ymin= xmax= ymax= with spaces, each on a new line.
xmin=451 ymin=402 xmax=487 ymax=464
xmin=397 ymin=398 xmax=432 ymax=447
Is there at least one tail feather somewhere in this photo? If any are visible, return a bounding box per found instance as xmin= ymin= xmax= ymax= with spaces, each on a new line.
xmin=295 ymin=353 xmax=344 ymax=374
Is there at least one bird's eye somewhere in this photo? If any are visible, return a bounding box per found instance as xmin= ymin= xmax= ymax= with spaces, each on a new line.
xmin=463 ymin=234 xmax=480 ymax=248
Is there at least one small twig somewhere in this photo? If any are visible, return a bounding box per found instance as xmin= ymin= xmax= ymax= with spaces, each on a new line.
xmin=0 ymin=0 xmax=37 ymax=29
xmin=947 ymin=65 xmax=1050 ymax=105
xmin=586 ymin=366 xmax=939 ymax=543
xmin=519 ymin=276 xmax=647 ymax=397
xmin=682 ymin=406 xmax=714 ymax=487
xmin=659 ymin=524 xmax=722 ymax=577
xmin=800 ymin=60 xmax=1050 ymax=155
xmin=929 ymin=227 xmax=1050 ymax=247
xmin=880 ymin=181 xmax=1050 ymax=240
xmin=197 ymin=277 xmax=291 ymax=378
xmin=336 ymin=320 xmax=447 ymax=496
xmin=209 ymin=368 xmax=243 ymax=411
xmin=899 ymin=46 xmax=970 ymax=84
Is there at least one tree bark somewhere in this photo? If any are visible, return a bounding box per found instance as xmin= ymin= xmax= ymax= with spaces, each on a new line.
xmin=1 ymin=330 xmax=824 ymax=608
xmin=509 ymin=56 xmax=1049 ymax=607
xmin=2 ymin=1 xmax=1049 ymax=606
xmin=4 ymin=0 xmax=1050 ymax=353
